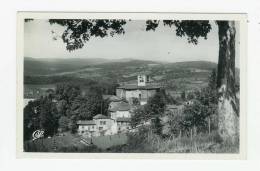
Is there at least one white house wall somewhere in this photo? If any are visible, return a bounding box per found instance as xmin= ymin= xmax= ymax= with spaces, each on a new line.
xmin=111 ymin=111 xmax=131 ymax=120
xmin=94 ymin=119 xmax=113 ymax=131
xmin=125 ymin=90 xmax=141 ymax=101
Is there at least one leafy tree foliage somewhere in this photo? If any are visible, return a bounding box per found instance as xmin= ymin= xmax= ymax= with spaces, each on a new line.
xmin=55 ymin=83 xmax=81 ymax=102
xmin=49 ymin=19 xmax=127 ymax=51
xmin=151 ymin=117 xmax=163 ymax=136
xmin=131 ymin=91 xmax=167 ymax=130
xmin=58 ymin=116 xmax=70 ymax=132
xmin=146 ymin=90 xmax=167 ymax=116
xmin=131 ymin=106 xmax=150 ymax=127
xmin=181 ymin=91 xmax=186 ymax=100
xmin=24 ymin=99 xmax=41 ymax=140
xmin=54 ymin=83 xmax=109 ymax=132
xmin=146 ymin=20 xmax=211 ymax=44
xmin=24 ymin=96 xmax=58 ymax=140
xmin=24 ymin=82 xmax=111 ymax=140
xmin=165 ymin=112 xmax=184 ymax=137
xmin=187 ymin=92 xmax=195 ymax=100
xmin=38 ymin=97 xmax=59 ymax=137
xmin=182 ymin=100 xmax=211 ymax=133
xmin=46 ymin=19 xmax=211 ymax=51
xmin=165 ymin=69 xmax=218 ymax=137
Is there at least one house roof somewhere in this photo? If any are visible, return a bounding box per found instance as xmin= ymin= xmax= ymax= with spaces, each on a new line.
xmin=93 ymin=114 xmax=110 ymax=119
xmin=116 ymin=117 xmax=131 ymax=122
xmin=109 ymin=101 xmax=131 ymax=112
xmin=102 ymin=95 xmax=122 ymax=102
xmin=117 ymin=84 xmax=161 ymax=90
xmin=77 ymin=120 xmax=96 ymax=125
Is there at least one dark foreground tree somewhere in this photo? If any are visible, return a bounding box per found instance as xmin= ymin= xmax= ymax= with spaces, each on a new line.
xmin=215 ymin=21 xmax=239 ymax=143
xmin=41 ymin=19 xmax=239 ymax=143
xmin=146 ymin=90 xmax=167 ymax=116
xmin=24 ymin=99 xmax=41 ymax=140
xmin=146 ymin=20 xmax=239 ymax=143
xmin=24 ymin=97 xmax=59 ymax=139
xmin=39 ymin=97 xmax=59 ymax=137
xmin=48 ymin=19 xmax=127 ymax=51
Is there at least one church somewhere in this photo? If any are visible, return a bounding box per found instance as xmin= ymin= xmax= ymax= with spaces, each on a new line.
xmin=116 ymin=74 xmax=162 ymax=105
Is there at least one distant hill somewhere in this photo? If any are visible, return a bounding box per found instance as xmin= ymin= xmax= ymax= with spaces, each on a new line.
xmin=166 ymin=61 xmax=217 ymax=70
xmin=24 ymin=57 xmax=217 ymax=76
xmin=24 ymin=57 xmax=113 ymax=75
xmin=24 ymin=57 xmax=161 ymax=76
xmin=24 ymin=57 xmax=240 ymax=98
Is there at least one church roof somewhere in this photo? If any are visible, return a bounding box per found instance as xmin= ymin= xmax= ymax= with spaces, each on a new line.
xmin=102 ymin=95 xmax=122 ymax=102
xmin=117 ymin=84 xmax=161 ymax=90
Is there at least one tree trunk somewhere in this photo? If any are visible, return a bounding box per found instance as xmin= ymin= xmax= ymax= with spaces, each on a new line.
xmin=216 ymin=21 xmax=239 ymax=144
xmin=190 ymin=128 xmax=193 ymax=140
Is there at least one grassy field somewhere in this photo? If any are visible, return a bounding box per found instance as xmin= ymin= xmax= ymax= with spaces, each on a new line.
xmin=92 ymin=133 xmax=128 ymax=150
xmin=24 ymin=133 xmax=128 ymax=152
xmin=24 ymin=131 xmax=238 ymax=153
xmin=24 ymin=133 xmax=87 ymax=152
xmin=117 ymin=130 xmax=239 ymax=153
xmin=150 ymin=133 xmax=239 ymax=153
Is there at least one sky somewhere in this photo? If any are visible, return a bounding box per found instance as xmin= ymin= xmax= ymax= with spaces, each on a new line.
xmin=24 ymin=20 xmax=240 ymax=67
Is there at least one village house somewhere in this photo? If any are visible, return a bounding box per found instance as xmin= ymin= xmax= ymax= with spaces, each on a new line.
xmin=93 ymin=114 xmax=114 ymax=135
xmin=77 ymin=120 xmax=96 ymax=137
xmin=77 ymin=114 xmax=114 ymax=137
xmin=77 ymin=101 xmax=132 ymax=137
xmin=109 ymin=101 xmax=131 ymax=119
xmin=77 ymin=75 xmax=165 ymax=138
xmin=109 ymin=101 xmax=132 ymax=134
xmin=114 ymin=117 xmax=131 ymax=133
xmin=116 ymin=74 xmax=162 ymax=105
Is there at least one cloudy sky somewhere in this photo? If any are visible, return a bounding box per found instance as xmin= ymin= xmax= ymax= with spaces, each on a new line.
xmin=24 ymin=19 xmax=240 ymax=67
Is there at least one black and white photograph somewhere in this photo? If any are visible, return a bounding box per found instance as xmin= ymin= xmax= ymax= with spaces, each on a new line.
xmin=17 ymin=13 xmax=246 ymax=157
